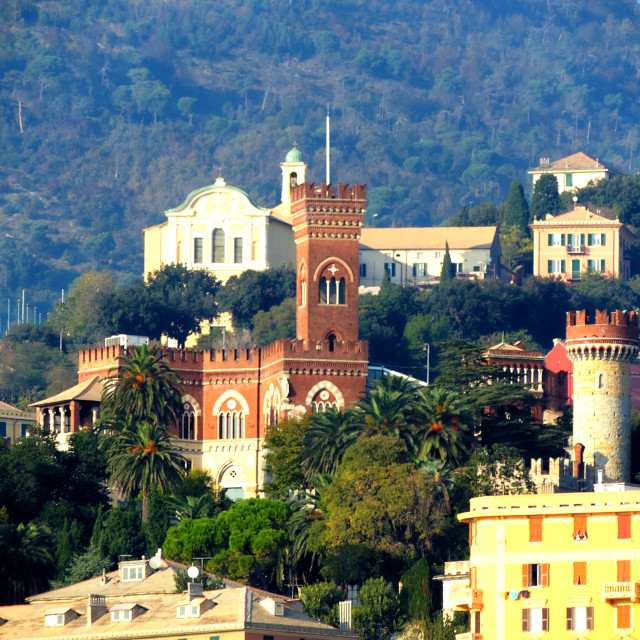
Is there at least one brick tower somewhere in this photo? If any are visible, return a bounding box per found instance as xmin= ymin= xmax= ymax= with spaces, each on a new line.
xmin=290 ymin=182 xmax=366 ymax=346
xmin=566 ymin=309 xmax=639 ymax=485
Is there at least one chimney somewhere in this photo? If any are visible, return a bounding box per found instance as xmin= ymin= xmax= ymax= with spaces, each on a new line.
xmin=87 ymin=595 xmax=107 ymax=626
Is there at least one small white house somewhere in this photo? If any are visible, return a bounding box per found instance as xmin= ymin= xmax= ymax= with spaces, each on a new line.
xmin=358 ymin=226 xmax=501 ymax=287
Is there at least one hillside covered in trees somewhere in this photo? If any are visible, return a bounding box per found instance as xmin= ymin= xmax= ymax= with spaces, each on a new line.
xmin=2 ymin=0 xmax=640 ymax=310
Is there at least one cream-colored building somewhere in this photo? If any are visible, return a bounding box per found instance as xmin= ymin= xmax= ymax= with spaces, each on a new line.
xmin=358 ymin=226 xmax=501 ymax=287
xmin=529 ymin=152 xmax=626 ymax=193
xmin=0 ymin=400 xmax=36 ymax=444
xmin=530 ymin=207 xmax=633 ymax=281
xmin=143 ymin=148 xmax=307 ymax=283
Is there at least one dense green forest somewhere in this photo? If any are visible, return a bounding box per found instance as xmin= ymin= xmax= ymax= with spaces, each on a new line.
xmin=2 ymin=0 xmax=640 ymax=311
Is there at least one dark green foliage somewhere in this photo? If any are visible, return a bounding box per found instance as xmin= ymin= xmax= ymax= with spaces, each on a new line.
xmin=299 ymin=581 xmax=344 ymax=627
xmin=399 ymin=558 xmax=431 ymax=624
xmin=2 ymin=0 xmax=639 ymax=309
xmin=217 ymin=267 xmax=296 ymax=331
xmin=252 ymin=297 xmax=296 ymax=346
xmin=92 ymin=504 xmax=149 ymax=565
xmin=440 ymin=242 xmax=455 ymax=282
xmin=503 ymin=181 xmax=530 ymax=233
xmin=352 ymin=577 xmax=402 ymax=640
xmin=530 ymin=174 xmax=562 ymax=219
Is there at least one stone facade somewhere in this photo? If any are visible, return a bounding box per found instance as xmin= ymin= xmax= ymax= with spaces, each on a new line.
xmin=566 ymin=309 xmax=639 ymax=485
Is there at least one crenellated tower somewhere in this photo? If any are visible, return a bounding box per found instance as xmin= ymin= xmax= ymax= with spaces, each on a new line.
xmin=290 ymin=182 xmax=366 ymax=346
xmin=566 ymin=309 xmax=639 ymax=485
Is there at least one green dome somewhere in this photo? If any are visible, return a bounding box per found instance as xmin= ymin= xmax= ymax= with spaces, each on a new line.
xmin=285 ymin=146 xmax=303 ymax=163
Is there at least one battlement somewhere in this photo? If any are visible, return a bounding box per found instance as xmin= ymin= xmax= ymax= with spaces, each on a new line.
xmin=566 ymin=309 xmax=639 ymax=345
xmin=290 ymin=182 xmax=367 ymax=207
xmin=260 ymin=337 xmax=369 ymax=363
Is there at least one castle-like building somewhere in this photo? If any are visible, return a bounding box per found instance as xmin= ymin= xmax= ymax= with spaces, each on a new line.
xmin=33 ymin=180 xmax=369 ymax=500
xmin=529 ymin=309 xmax=639 ymax=492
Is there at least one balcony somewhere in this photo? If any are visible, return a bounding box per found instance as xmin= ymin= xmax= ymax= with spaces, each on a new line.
xmin=451 ymin=587 xmax=484 ymax=611
xmin=567 ymin=244 xmax=586 ymax=254
xmin=602 ymin=582 xmax=640 ymax=602
xmin=455 ymin=634 xmax=482 ymax=640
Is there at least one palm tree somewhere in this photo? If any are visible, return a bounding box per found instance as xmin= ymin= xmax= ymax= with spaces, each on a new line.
xmin=167 ymin=494 xmax=214 ymax=522
xmin=414 ymin=387 xmax=471 ymax=466
xmin=356 ymin=375 xmax=420 ymax=454
xmin=300 ymin=409 xmax=361 ymax=479
xmin=101 ymin=344 xmax=184 ymax=428
xmin=107 ymin=420 xmax=187 ymax=522
xmin=0 ymin=522 xmax=55 ymax=604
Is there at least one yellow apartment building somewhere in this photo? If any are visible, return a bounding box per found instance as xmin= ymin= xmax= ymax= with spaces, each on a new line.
xmin=455 ymin=490 xmax=640 ymax=639
xmin=530 ymin=207 xmax=633 ymax=282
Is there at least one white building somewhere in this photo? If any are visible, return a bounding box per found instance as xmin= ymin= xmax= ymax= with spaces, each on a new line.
xmin=528 ymin=152 xmax=626 ymax=194
xmin=358 ymin=226 xmax=501 ymax=287
xmin=143 ymin=148 xmax=306 ymax=283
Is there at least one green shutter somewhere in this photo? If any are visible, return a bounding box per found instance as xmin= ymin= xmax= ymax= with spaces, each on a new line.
xmin=581 ymin=234 xmax=585 ymax=246
xmin=587 ymin=233 xmax=593 ymax=246
xmin=601 ymin=233 xmax=606 ymax=246
xmin=561 ymin=260 xmax=565 ymax=273
xmin=561 ymin=233 xmax=566 ymax=245
xmin=547 ymin=260 xmax=552 ymax=273
xmin=548 ymin=234 xmax=552 ymax=246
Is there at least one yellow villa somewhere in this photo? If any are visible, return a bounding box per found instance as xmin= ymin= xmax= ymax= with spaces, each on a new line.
xmin=530 ymin=206 xmax=633 ymax=282
xmin=456 ymin=490 xmax=640 ymax=639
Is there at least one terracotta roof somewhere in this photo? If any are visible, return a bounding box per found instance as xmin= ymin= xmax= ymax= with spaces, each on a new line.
xmin=530 ymin=207 xmax=630 ymax=229
xmin=29 ymin=376 xmax=104 ymax=408
xmin=531 ymin=152 xmax=616 ymax=172
xmin=485 ymin=342 xmax=544 ymax=359
xmin=0 ymin=400 xmax=31 ymax=415
xmin=360 ymin=226 xmax=498 ymax=251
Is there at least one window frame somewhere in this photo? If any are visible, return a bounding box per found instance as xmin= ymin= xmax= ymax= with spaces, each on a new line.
xmin=233 ymin=237 xmax=243 ymax=264
xmin=522 ymin=563 xmax=549 ymax=588
xmin=573 ymin=561 xmax=587 ymax=586
xmin=211 ymin=228 xmax=225 ymax=263
xmin=573 ymin=515 xmax=588 ymax=540
xmin=529 ymin=517 xmax=542 ymax=543
xmin=566 ymin=606 xmax=594 ymax=631
xmin=193 ymin=237 xmax=204 ymax=264
xmin=618 ymin=513 xmax=631 ymax=540
xmin=522 ymin=607 xmax=549 ymax=632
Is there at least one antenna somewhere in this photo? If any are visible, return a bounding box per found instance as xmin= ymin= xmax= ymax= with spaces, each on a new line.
xmin=326 ymin=105 xmax=330 ymax=185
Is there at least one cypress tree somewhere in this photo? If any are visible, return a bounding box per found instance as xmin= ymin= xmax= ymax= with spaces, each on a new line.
xmin=530 ymin=174 xmax=562 ymax=219
xmin=503 ymin=181 xmax=530 ymax=233
xmin=440 ymin=242 xmax=455 ymax=282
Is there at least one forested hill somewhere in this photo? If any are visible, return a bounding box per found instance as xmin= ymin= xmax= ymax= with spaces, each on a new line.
xmin=1 ymin=0 xmax=640 ymax=310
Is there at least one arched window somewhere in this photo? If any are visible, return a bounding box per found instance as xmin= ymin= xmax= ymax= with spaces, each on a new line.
xmin=327 ymin=333 xmax=337 ymax=352
xmin=598 ymin=373 xmax=605 ymax=389
xmin=218 ymin=411 xmax=245 ymax=439
xmin=212 ymin=229 xmax=225 ymax=263
xmin=320 ymin=276 xmax=346 ymax=305
xmin=290 ymin=171 xmax=298 ymax=188
xmin=181 ymin=405 xmax=196 ymax=439
xmin=320 ymin=277 xmax=328 ymax=303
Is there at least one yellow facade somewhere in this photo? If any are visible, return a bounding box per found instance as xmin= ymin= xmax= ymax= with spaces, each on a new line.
xmin=456 ymin=491 xmax=640 ymax=639
xmin=530 ymin=207 xmax=633 ymax=282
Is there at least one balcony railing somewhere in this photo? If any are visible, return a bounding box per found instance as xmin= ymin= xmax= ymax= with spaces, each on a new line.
xmin=455 ymin=633 xmax=482 ymax=640
xmin=567 ymin=244 xmax=586 ymax=254
xmin=602 ymin=582 xmax=640 ymax=602
xmin=452 ymin=587 xmax=484 ymax=611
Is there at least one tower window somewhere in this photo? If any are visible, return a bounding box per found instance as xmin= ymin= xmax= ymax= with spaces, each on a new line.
xmin=212 ymin=229 xmax=225 ymax=263
xmin=181 ymin=407 xmax=196 ymax=440
xmin=290 ymin=172 xmax=298 ymax=188
xmin=320 ymin=277 xmax=345 ymax=305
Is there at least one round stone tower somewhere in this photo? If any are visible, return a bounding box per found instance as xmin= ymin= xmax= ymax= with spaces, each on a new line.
xmin=566 ymin=309 xmax=639 ymax=485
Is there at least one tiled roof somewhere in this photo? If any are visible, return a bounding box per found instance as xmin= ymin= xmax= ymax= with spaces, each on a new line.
xmin=531 ymin=152 xmax=610 ymax=172
xmin=531 ymin=207 xmax=627 ymax=228
xmin=29 ymin=376 xmax=104 ymax=408
xmin=360 ymin=226 xmax=498 ymax=251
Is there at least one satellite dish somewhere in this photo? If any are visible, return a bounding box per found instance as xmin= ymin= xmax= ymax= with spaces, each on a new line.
xmin=187 ymin=565 xmax=200 ymax=579
xmin=149 ymin=556 xmax=163 ymax=570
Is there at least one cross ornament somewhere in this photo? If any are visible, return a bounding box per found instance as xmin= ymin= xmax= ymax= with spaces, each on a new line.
xmin=327 ymin=264 xmax=339 ymax=276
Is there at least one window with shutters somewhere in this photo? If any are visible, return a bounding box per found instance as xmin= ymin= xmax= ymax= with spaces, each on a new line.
xmin=548 ymin=233 xmax=565 ymax=246
xmin=522 ymin=607 xmax=549 ymax=632
xmin=573 ymin=515 xmax=588 ymax=540
xmin=588 ymin=233 xmax=606 ymax=246
xmin=566 ymin=606 xmax=593 ymax=631
xmin=529 ymin=517 xmax=542 ymax=543
xmin=522 ymin=563 xmax=549 ymax=587
xmin=573 ymin=561 xmax=587 ymax=585
xmin=618 ymin=513 xmax=631 ymax=540
xmin=617 ymin=559 xmax=631 ymax=583
xmin=617 ymin=604 xmax=631 ymax=630
xmin=548 ymin=259 xmax=565 ymax=274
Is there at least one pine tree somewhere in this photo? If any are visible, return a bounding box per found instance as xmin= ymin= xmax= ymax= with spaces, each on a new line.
xmin=503 ymin=181 xmax=530 ymax=233
xmin=530 ymin=174 xmax=562 ymax=219
xmin=440 ymin=242 xmax=455 ymax=282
